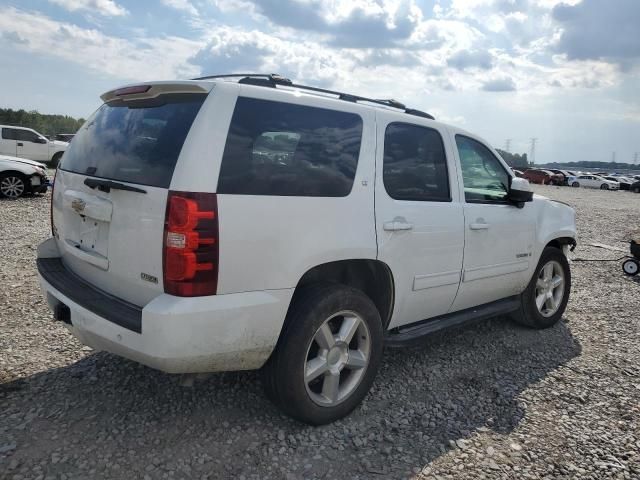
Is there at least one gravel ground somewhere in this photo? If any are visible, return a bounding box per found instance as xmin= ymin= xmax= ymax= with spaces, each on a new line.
xmin=1 ymin=184 xmax=639 ymax=480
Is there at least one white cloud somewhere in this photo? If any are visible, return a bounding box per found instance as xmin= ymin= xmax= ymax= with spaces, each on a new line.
xmin=161 ymin=0 xmax=199 ymax=16
xmin=48 ymin=0 xmax=128 ymax=16
xmin=0 ymin=8 xmax=201 ymax=81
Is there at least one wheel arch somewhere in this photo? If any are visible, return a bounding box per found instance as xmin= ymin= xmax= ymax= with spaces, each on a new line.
xmin=546 ymin=236 xmax=577 ymax=252
xmin=290 ymin=259 xmax=395 ymax=330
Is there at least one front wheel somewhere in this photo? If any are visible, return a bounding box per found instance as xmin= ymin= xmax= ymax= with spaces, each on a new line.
xmin=511 ymin=247 xmax=571 ymax=329
xmin=622 ymin=259 xmax=639 ymax=276
xmin=262 ymin=284 xmax=383 ymax=425
xmin=572 ymin=182 xmax=580 ymax=188
xmin=0 ymin=173 xmax=26 ymax=199
xmin=600 ymin=183 xmax=609 ymax=190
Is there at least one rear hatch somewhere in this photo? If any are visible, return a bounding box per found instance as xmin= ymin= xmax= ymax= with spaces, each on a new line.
xmin=51 ymin=83 xmax=209 ymax=306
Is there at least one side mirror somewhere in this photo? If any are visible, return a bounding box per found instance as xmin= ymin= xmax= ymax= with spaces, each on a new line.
xmin=34 ymin=137 xmax=47 ymax=144
xmin=508 ymin=177 xmax=533 ymax=207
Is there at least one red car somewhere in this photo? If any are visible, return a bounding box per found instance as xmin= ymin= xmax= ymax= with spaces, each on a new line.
xmin=522 ymin=169 xmax=563 ymax=185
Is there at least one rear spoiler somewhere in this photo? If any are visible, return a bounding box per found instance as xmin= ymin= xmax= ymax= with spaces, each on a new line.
xmin=100 ymin=82 xmax=211 ymax=104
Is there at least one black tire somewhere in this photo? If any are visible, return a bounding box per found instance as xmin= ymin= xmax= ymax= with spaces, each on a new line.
xmin=262 ymin=284 xmax=384 ymax=425
xmin=572 ymin=182 xmax=580 ymax=188
xmin=622 ymin=259 xmax=639 ymax=276
xmin=633 ymin=186 xmax=640 ymax=193
xmin=511 ymin=246 xmax=571 ymax=329
xmin=50 ymin=152 xmax=63 ymax=168
xmin=0 ymin=172 xmax=27 ymax=199
xmin=600 ymin=183 xmax=609 ymax=190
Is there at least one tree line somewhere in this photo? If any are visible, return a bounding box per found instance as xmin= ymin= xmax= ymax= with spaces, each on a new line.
xmin=495 ymin=149 xmax=529 ymax=168
xmin=0 ymin=108 xmax=85 ymax=137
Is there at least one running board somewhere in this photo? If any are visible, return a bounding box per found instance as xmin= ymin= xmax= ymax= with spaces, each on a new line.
xmin=385 ymin=296 xmax=521 ymax=347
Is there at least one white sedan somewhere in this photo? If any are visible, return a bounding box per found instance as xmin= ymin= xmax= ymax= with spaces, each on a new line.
xmin=570 ymin=174 xmax=619 ymax=190
xmin=0 ymin=154 xmax=49 ymax=198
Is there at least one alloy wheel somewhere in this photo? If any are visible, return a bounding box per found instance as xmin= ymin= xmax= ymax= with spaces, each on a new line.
xmin=0 ymin=176 xmax=25 ymax=198
xmin=535 ymin=260 xmax=565 ymax=317
xmin=304 ymin=311 xmax=371 ymax=407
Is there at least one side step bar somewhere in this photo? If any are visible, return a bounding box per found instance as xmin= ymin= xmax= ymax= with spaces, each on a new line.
xmin=385 ymin=295 xmax=521 ymax=347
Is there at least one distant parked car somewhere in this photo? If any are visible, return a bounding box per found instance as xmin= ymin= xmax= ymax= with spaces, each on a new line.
xmin=512 ymin=168 xmax=525 ymax=178
xmin=522 ymin=169 xmax=563 ymax=185
xmin=54 ymin=133 xmax=75 ymax=143
xmin=547 ymin=169 xmax=570 ymax=185
xmin=603 ymin=176 xmax=633 ymax=190
xmin=0 ymin=125 xmax=68 ymax=167
xmin=570 ymin=175 xmax=619 ymax=190
xmin=0 ymin=154 xmax=49 ymax=199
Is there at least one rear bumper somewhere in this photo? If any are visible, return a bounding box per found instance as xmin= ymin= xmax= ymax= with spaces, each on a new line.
xmin=37 ymin=238 xmax=293 ymax=374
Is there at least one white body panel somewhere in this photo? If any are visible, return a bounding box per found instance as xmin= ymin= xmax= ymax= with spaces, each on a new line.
xmin=447 ymin=129 xmax=536 ymax=310
xmin=38 ymin=78 xmax=577 ymax=374
xmin=374 ymin=111 xmax=465 ymax=328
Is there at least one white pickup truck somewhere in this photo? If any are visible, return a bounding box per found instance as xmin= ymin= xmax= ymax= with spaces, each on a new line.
xmin=0 ymin=125 xmax=68 ymax=166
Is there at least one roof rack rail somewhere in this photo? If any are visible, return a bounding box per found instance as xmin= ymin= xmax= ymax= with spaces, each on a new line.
xmin=191 ymin=73 xmax=435 ymax=120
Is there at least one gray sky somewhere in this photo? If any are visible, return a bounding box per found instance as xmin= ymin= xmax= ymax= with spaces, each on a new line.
xmin=0 ymin=0 xmax=639 ymax=164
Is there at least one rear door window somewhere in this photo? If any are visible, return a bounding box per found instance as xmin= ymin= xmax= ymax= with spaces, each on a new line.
xmin=218 ymin=97 xmax=363 ymax=197
xmin=60 ymin=94 xmax=206 ymax=188
xmin=383 ymin=122 xmax=450 ymax=202
xmin=2 ymin=128 xmax=18 ymax=140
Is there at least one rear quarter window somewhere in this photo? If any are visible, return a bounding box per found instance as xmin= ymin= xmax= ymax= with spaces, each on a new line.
xmin=60 ymin=94 xmax=206 ymax=188
xmin=217 ymin=97 xmax=363 ymax=197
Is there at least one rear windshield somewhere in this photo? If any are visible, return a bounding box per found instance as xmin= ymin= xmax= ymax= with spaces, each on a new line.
xmin=60 ymin=94 xmax=206 ymax=188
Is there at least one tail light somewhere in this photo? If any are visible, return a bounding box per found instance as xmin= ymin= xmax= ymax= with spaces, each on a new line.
xmin=163 ymin=191 xmax=218 ymax=296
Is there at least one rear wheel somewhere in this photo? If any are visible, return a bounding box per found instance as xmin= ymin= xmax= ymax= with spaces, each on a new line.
xmin=633 ymin=186 xmax=640 ymax=193
xmin=262 ymin=284 xmax=383 ymax=425
xmin=0 ymin=173 xmax=26 ymax=199
xmin=600 ymin=183 xmax=609 ymax=190
xmin=622 ymin=259 xmax=639 ymax=276
xmin=572 ymin=182 xmax=580 ymax=188
xmin=511 ymin=247 xmax=571 ymax=329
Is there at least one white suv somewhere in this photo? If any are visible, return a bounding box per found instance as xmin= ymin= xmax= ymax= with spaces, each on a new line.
xmin=0 ymin=125 xmax=68 ymax=166
xmin=37 ymin=75 xmax=577 ymax=424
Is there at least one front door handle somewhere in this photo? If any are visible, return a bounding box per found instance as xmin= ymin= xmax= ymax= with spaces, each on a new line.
xmin=470 ymin=222 xmax=490 ymax=230
xmin=17 ymin=142 xmax=23 ymax=146
xmin=383 ymin=219 xmax=413 ymax=231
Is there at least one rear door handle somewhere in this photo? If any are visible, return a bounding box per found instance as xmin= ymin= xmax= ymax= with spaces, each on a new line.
xmin=470 ymin=222 xmax=490 ymax=230
xmin=383 ymin=220 xmax=413 ymax=231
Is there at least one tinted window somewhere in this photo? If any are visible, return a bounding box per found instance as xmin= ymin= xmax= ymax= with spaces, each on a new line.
xmin=218 ymin=97 xmax=363 ymax=197
xmin=2 ymin=128 xmax=17 ymax=140
xmin=15 ymin=129 xmax=41 ymax=142
xmin=383 ymin=123 xmax=450 ymax=202
xmin=61 ymin=94 xmax=206 ymax=188
xmin=455 ymin=135 xmax=510 ymax=202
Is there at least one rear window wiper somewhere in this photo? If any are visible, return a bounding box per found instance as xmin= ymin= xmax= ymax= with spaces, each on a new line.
xmin=84 ymin=177 xmax=147 ymax=194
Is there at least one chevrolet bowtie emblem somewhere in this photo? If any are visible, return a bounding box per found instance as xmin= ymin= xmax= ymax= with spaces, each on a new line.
xmin=71 ymin=198 xmax=86 ymax=213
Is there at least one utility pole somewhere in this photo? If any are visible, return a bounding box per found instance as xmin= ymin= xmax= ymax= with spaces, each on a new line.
xmin=529 ymin=138 xmax=537 ymax=165
xmin=504 ymin=139 xmax=512 ymax=153
xmin=611 ymin=151 xmax=616 ymax=163
xmin=634 ymin=152 xmax=638 ymax=164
